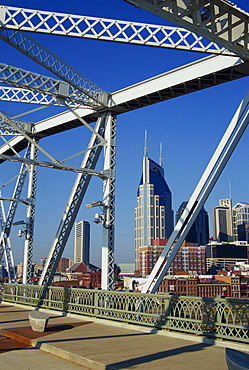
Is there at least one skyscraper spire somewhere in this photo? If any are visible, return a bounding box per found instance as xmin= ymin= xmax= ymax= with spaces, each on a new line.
xmin=159 ymin=142 xmax=163 ymax=168
xmin=144 ymin=129 xmax=148 ymax=157
xmin=143 ymin=130 xmax=150 ymax=184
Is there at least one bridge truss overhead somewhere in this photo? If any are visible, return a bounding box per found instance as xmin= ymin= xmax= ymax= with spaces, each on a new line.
xmin=124 ymin=0 xmax=249 ymax=60
xmin=0 ymin=5 xmax=234 ymax=55
xmin=0 ymin=1 xmax=249 ymax=290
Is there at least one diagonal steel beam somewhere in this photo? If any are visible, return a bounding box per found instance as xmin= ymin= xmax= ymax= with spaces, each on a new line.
xmin=0 ymin=28 xmax=109 ymax=107
xmin=142 ymin=89 xmax=249 ymax=293
xmin=39 ymin=114 xmax=107 ymax=286
xmin=0 ymin=153 xmax=109 ymax=179
xmin=0 ymin=63 xmax=98 ymax=108
xmin=124 ymin=0 xmax=249 ymax=60
xmin=0 ymin=54 xmax=247 ymax=161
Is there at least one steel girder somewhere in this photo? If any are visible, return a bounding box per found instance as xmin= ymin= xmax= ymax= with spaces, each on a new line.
xmin=0 ymin=144 xmax=31 ymax=282
xmin=0 ymin=153 xmax=109 ymax=178
xmin=142 ymin=89 xmax=249 ymax=293
xmin=22 ymin=140 xmax=38 ymax=285
xmin=0 ymin=28 xmax=109 ymax=107
xmin=0 ymin=6 xmax=232 ymax=59
xmin=38 ymin=114 xmax=107 ymax=286
xmin=0 ymin=110 xmax=31 ymax=135
xmin=124 ymin=0 xmax=249 ymax=60
xmin=0 ymin=5 xmax=231 ymax=56
xmin=101 ymin=113 xmax=116 ymax=290
xmin=0 ymin=200 xmax=16 ymax=282
xmin=0 ymin=54 xmax=247 ymax=159
xmin=0 ymin=63 xmax=102 ymax=108
xmin=0 ymin=86 xmax=80 ymax=107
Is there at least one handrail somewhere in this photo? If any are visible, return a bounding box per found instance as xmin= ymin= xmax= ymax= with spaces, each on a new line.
xmin=1 ymin=283 xmax=248 ymax=344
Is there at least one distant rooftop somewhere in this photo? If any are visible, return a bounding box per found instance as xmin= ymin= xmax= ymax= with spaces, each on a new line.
xmin=118 ymin=263 xmax=135 ymax=275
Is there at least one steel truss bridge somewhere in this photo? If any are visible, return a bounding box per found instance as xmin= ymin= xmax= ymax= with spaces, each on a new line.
xmin=0 ymin=0 xmax=249 ymax=292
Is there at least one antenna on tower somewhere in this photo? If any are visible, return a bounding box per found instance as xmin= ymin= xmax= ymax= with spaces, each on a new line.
xmin=144 ymin=129 xmax=148 ymax=157
xmin=159 ymin=142 xmax=163 ymax=168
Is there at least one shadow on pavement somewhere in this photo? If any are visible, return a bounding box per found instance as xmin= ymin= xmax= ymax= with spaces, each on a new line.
xmin=108 ymin=342 xmax=213 ymax=369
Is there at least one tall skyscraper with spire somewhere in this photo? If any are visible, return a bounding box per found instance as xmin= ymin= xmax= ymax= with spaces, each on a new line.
xmin=135 ymin=133 xmax=174 ymax=272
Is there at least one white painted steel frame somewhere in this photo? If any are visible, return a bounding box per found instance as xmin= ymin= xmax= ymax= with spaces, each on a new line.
xmin=0 ymin=153 xmax=108 ymax=178
xmin=124 ymin=0 xmax=249 ymax=59
xmin=0 ymin=145 xmax=31 ymax=282
xmin=0 ymin=6 xmax=231 ymax=56
xmin=0 ymin=110 xmax=29 ymax=135
xmin=101 ymin=113 xmax=116 ymax=290
xmin=0 ymin=55 xmax=243 ymax=155
xmin=0 ymin=63 xmax=98 ymax=108
xmin=0 ymin=200 xmax=16 ymax=282
xmin=142 ymin=89 xmax=249 ymax=293
xmin=0 ymin=86 xmax=79 ymax=107
xmin=0 ymin=28 xmax=109 ymax=107
xmin=22 ymin=140 xmax=38 ymax=285
xmin=38 ymin=114 xmax=107 ymax=286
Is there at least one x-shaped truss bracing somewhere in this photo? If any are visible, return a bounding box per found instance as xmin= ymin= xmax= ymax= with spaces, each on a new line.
xmin=0 ymin=86 xmax=80 ymax=107
xmin=39 ymin=114 xmax=109 ymax=287
xmin=0 ymin=144 xmax=31 ymax=282
xmin=0 ymin=63 xmax=100 ymax=108
xmin=124 ymin=0 xmax=249 ymax=60
xmin=0 ymin=5 xmax=232 ymax=55
xmin=0 ymin=27 xmax=109 ymax=107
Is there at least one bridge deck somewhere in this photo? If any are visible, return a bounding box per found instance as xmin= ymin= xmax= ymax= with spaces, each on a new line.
xmin=0 ymin=302 xmax=248 ymax=369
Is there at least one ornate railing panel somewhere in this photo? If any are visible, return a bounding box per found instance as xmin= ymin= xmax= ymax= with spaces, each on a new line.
xmin=0 ymin=283 xmax=248 ymax=344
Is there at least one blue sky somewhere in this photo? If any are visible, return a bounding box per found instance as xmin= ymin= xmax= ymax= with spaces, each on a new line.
xmin=1 ymin=0 xmax=249 ymax=267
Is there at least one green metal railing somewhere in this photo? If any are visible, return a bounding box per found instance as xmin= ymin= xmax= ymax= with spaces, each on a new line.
xmin=1 ymin=283 xmax=248 ymax=343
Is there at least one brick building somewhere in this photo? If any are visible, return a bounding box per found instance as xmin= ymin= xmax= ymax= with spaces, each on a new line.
xmin=56 ymin=258 xmax=70 ymax=273
xmin=158 ymin=277 xmax=198 ymax=296
xmin=139 ymin=239 xmax=206 ymax=277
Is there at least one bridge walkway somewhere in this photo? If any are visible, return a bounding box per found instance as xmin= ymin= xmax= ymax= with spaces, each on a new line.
xmin=1 ymin=302 xmax=247 ymax=369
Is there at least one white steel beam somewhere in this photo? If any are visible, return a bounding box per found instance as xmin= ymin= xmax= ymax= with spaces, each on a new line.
xmin=142 ymin=89 xmax=249 ymax=293
xmin=124 ymin=0 xmax=249 ymax=59
xmin=22 ymin=140 xmax=37 ymax=285
xmin=101 ymin=113 xmax=116 ymax=291
xmin=0 ymin=110 xmax=31 ymax=135
xmin=0 ymin=54 xmax=246 ymax=160
xmin=0 ymin=63 xmax=99 ymax=108
xmin=39 ymin=114 xmax=107 ymax=286
xmin=0 ymin=199 xmax=16 ymax=282
xmin=0 ymin=86 xmax=79 ymax=107
xmin=0 ymin=153 xmax=108 ymax=178
xmin=0 ymin=28 xmax=109 ymax=107
xmin=0 ymin=6 xmax=232 ymax=56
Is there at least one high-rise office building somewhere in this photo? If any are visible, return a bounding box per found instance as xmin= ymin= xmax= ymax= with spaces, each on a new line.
xmin=175 ymin=201 xmax=209 ymax=245
xmin=135 ymin=135 xmax=174 ymax=271
xmin=74 ymin=221 xmax=90 ymax=266
xmin=213 ymin=198 xmax=233 ymax=242
xmin=232 ymin=202 xmax=249 ymax=240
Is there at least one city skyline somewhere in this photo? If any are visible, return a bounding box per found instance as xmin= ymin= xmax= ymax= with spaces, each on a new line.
xmin=1 ymin=0 xmax=249 ymax=268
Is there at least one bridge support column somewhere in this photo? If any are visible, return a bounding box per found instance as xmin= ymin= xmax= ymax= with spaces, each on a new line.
xmin=101 ymin=113 xmax=116 ymax=291
xmin=23 ymin=139 xmax=38 ymax=285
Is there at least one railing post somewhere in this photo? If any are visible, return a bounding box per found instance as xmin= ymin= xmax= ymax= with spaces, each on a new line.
xmin=93 ymin=289 xmax=99 ymax=317
xmin=48 ymin=287 xmax=52 ymax=309
xmin=160 ymin=293 xmax=172 ymax=329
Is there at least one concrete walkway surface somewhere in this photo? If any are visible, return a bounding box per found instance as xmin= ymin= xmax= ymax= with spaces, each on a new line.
xmin=0 ymin=302 xmax=248 ymax=369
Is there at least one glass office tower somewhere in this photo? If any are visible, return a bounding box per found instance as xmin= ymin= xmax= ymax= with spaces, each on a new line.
xmin=74 ymin=220 xmax=90 ymax=266
xmin=135 ymin=136 xmax=173 ymax=271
